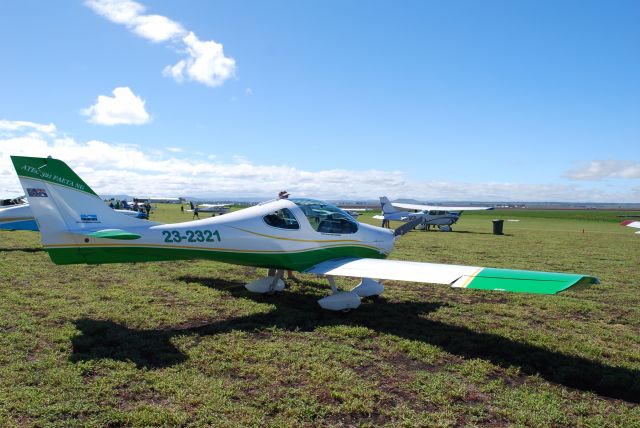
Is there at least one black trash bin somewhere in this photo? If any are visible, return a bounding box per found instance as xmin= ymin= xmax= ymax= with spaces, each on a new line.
xmin=492 ymin=219 xmax=504 ymax=235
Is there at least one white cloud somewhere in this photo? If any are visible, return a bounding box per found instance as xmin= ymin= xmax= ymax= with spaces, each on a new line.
xmin=81 ymin=87 xmax=151 ymax=126
xmin=85 ymin=0 xmax=235 ymax=87
xmin=85 ymin=0 xmax=183 ymax=42
xmin=565 ymin=160 xmax=640 ymax=180
xmin=131 ymin=14 xmax=184 ymax=42
xmin=0 ymin=120 xmax=56 ymax=137
xmin=166 ymin=147 xmax=182 ymax=153
xmin=85 ymin=0 xmax=143 ymax=25
xmin=1 ymin=120 xmax=638 ymax=202
xmin=162 ymin=32 xmax=236 ymax=87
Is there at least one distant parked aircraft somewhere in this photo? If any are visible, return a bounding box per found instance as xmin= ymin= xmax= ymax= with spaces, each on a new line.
xmin=188 ymin=203 xmax=232 ymax=215
xmin=135 ymin=197 xmax=182 ymax=204
xmin=338 ymin=207 xmax=370 ymax=219
xmin=374 ymin=196 xmax=493 ymax=231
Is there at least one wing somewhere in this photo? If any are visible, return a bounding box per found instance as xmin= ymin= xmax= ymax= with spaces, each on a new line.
xmin=621 ymin=220 xmax=640 ymax=229
xmin=305 ymin=258 xmax=598 ymax=294
xmin=392 ymin=202 xmax=494 ymax=212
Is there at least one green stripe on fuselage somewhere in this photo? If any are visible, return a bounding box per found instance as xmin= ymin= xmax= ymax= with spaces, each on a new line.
xmin=46 ymin=245 xmax=384 ymax=271
xmin=466 ymin=268 xmax=597 ymax=294
xmin=86 ymin=230 xmax=142 ymax=240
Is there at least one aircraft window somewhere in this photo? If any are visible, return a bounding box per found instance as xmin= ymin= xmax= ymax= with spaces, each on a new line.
xmin=428 ymin=210 xmax=436 ymax=215
xmin=263 ymin=208 xmax=300 ymax=230
xmin=291 ymin=198 xmax=358 ymax=234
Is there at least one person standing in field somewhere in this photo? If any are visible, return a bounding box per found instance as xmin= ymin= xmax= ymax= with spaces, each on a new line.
xmin=269 ymin=190 xmax=296 ymax=279
xmin=278 ymin=190 xmax=290 ymax=199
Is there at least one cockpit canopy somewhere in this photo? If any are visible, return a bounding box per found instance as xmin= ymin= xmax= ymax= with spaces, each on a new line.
xmin=263 ymin=208 xmax=300 ymax=230
xmin=291 ymin=198 xmax=358 ymax=234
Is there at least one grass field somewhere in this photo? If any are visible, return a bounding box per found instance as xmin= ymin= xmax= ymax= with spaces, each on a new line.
xmin=0 ymin=204 xmax=638 ymax=427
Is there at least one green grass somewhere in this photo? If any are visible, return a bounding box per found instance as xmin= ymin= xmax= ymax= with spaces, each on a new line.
xmin=0 ymin=204 xmax=638 ymax=427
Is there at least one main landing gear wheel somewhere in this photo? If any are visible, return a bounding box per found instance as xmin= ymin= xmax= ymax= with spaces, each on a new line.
xmin=245 ymin=269 xmax=286 ymax=293
xmin=317 ymin=276 xmax=384 ymax=311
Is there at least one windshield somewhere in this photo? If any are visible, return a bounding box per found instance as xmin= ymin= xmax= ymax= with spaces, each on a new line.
xmin=291 ymin=198 xmax=358 ymax=234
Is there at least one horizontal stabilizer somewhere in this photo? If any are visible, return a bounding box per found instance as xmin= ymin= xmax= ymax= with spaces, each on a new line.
xmin=305 ymin=258 xmax=599 ymax=295
xmin=373 ymin=214 xmax=408 ymax=221
xmin=84 ymin=229 xmax=141 ymax=240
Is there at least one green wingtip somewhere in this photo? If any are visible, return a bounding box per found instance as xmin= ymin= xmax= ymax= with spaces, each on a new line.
xmin=466 ymin=268 xmax=599 ymax=294
xmin=86 ymin=229 xmax=141 ymax=240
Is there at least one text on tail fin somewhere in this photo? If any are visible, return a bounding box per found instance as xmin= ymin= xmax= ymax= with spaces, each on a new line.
xmin=11 ymin=156 xmax=98 ymax=197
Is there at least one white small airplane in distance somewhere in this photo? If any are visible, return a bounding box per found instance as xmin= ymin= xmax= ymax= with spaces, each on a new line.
xmin=136 ymin=197 xmax=182 ymax=204
xmin=189 ymin=202 xmax=232 ymax=214
xmin=621 ymin=220 xmax=640 ymax=234
xmin=338 ymin=208 xmax=370 ymax=219
xmin=374 ymin=197 xmax=493 ymax=231
xmin=10 ymin=156 xmax=598 ymax=312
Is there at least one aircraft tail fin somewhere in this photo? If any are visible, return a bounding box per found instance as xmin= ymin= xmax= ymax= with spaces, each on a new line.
xmin=379 ymin=196 xmax=399 ymax=214
xmin=10 ymin=156 xmax=155 ymax=262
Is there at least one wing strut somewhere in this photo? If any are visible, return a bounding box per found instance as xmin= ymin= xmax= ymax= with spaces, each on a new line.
xmin=394 ymin=217 xmax=424 ymax=236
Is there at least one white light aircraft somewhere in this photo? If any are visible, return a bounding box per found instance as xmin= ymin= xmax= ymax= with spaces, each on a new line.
xmin=136 ymin=197 xmax=182 ymax=204
xmin=374 ymin=196 xmax=494 ymax=231
xmin=189 ymin=202 xmax=231 ymax=214
xmin=621 ymin=220 xmax=640 ymax=234
xmin=338 ymin=207 xmax=370 ymax=219
xmin=11 ymin=156 xmax=598 ymax=311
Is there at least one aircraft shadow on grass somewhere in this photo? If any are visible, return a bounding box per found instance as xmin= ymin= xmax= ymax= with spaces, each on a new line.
xmin=0 ymin=247 xmax=44 ymax=253
xmin=447 ymin=231 xmax=512 ymax=236
xmin=71 ymin=276 xmax=639 ymax=404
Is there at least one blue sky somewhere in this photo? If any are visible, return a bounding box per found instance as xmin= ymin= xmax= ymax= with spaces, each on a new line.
xmin=0 ymin=0 xmax=638 ymax=201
